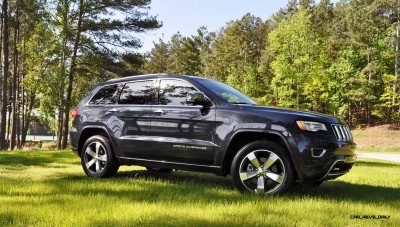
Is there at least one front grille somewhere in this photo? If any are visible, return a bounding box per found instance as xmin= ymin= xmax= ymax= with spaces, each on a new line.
xmin=332 ymin=124 xmax=353 ymax=141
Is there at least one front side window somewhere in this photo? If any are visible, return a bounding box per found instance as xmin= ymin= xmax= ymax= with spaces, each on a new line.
xmin=89 ymin=84 xmax=122 ymax=105
xmin=119 ymin=81 xmax=154 ymax=105
xmin=158 ymin=79 xmax=197 ymax=106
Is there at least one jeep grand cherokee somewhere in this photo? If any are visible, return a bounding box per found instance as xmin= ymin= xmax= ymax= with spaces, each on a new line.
xmin=70 ymin=74 xmax=356 ymax=195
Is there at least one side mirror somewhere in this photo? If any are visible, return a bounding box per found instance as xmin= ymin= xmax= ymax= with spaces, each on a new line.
xmin=186 ymin=91 xmax=208 ymax=105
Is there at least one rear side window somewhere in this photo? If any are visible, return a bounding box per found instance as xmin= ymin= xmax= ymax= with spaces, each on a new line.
xmin=158 ymin=79 xmax=197 ymax=106
xmin=119 ymin=81 xmax=154 ymax=105
xmin=89 ymin=84 xmax=122 ymax=105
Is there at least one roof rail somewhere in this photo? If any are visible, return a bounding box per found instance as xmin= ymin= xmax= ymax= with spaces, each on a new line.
xmin=106 ymin=73 xmax=171 ymax=82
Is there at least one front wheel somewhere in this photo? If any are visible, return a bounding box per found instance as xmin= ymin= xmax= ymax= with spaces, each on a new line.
xmin=231 ymin=141 xmax=294 ymax=195
xmin=81 ymin=135 xmax=120 ymax=178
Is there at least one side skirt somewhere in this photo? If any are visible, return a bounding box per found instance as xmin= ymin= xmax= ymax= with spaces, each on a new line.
xmin=117 ymin=156 xmax=225 ymax=175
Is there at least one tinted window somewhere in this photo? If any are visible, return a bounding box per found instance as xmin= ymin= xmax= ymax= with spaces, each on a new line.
xmin=158 ymin=79 xmax=197 ymax=106
xmin=119 ymin=81 xmax=154 ymax=105
xmin=196 ymin=78 xmax=256 ymax=105
xmin=89 ymin=84 xmax=121 ymax=105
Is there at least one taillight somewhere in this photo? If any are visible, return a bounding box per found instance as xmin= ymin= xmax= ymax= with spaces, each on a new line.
xmin=72 ymin=109 xmax=78 ymax=118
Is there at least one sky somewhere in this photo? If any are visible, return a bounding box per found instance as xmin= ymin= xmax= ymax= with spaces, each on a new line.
xmin=137 ymin=0 xmax=289 ymax=53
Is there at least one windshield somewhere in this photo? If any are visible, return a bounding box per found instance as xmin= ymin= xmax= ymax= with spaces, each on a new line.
xmin=196 ymin=78 xmax=257 ymax=105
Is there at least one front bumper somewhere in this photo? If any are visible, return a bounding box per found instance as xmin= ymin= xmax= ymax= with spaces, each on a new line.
xmin=319 ymin=154 xmax=356 ymax=180
xmin=294 ymin=138 xmax=357 ymax=183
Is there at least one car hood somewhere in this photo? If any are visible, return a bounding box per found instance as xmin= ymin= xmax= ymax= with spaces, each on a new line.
xmin=237 ymin=105 xmax=343 ymax=124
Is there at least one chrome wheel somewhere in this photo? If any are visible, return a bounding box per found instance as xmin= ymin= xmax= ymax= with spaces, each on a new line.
xmin=239 ymin=149 xmax=285 ymax=194
xmin=83 ymin=141 xmax=107 ymax=174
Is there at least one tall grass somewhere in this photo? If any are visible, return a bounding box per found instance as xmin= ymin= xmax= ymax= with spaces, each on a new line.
xmin=0 ymin=150 xmax=399 ymax=226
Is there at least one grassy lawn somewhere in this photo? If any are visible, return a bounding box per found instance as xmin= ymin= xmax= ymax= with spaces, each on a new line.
xmin=356 ymin=147 xmax=400 ymax=153
xmin=0 ymin=150 xmax=399 ymax=226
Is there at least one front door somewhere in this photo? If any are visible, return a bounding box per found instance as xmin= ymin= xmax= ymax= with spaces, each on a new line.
xmin=149 ymin=79 xmax=216 ymax=164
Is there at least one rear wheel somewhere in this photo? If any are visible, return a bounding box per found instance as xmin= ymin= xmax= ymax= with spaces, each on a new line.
xmin=231 ymin=141 xmax=294 ymax=195
xmin=146 ymin=166 xmax=173 ymax=173
xmin=81 ymin=135 xmax=120 ymax=178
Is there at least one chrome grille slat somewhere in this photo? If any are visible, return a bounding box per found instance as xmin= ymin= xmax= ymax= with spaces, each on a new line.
xmin=339 ymin=127 xmax=346 ymax=139
xmin=331 ymin=124 xmax=353 ymax=141
xmin=344 ymin=127 xmax=352 ymax=140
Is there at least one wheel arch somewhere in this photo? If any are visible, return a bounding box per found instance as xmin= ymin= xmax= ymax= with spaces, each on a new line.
xmin=221 ymin=130 xmax=302 ymax=181
xmin=78 ymin=126 xmax=113 ymax=157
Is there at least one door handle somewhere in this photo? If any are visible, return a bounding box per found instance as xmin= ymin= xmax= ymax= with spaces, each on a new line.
xmin=107 ymin=108 xmax=120 ymax=113
xmin=153 ymin=109 xmax=167 ymax=115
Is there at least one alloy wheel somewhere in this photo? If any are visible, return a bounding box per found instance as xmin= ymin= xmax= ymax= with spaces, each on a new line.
xmin=238 ymin=149 xmax=286 ymax=194
xmin=83 ymin=141 xmax=108 ymax=174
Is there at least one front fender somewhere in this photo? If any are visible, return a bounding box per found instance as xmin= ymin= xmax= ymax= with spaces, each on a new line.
xmin=218 ymin=126 xmax=303 ymax=181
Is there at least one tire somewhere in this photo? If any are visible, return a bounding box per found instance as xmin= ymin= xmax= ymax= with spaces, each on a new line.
xmin=146 ymin=166 xmax=173 ymax=173
xmin=81 ymin=135 xmax=120 ymax=178
xmin=231 ymin=141 xmax=295 ymax=195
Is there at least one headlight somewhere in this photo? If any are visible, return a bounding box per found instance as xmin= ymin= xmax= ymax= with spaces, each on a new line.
xmin=296 ymin=121 xmax=327 ymax=132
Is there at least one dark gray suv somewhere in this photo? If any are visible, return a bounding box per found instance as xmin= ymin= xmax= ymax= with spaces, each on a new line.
xmin=70 ymin=74 xmax=356 ymax=195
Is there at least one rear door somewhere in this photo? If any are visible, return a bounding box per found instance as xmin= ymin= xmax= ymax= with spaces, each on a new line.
xmin=113 ymin=80 xmax=155 ymax=158
xmin=149 ymin=79 xmax=216 ymax=164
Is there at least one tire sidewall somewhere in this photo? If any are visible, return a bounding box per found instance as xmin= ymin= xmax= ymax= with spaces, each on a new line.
xmin=231 ymin=141 xmax=294 ymax=195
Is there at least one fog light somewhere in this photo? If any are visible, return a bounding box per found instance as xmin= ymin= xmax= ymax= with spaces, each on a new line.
xmin=311 ymin=148 xmax=326 ymax=158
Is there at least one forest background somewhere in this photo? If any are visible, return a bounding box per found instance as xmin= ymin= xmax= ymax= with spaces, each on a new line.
xmin=0 ymin=0 xmax=399 ymax=150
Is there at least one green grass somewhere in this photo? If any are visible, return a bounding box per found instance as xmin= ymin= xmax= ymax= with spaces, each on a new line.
xmin=1 ymin=150 xmax=399 ymax=226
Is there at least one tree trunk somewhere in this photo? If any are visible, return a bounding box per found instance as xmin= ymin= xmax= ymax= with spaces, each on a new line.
xmin=7 ymin=94 xmax=11 ymax=148
xmin=21 ymin=120 xmax=30 ymax=146
xmin=20 ymin=72 xmax=25 ymax=147
xmin=0 ymin=0 xmax=9 ymax=150
xmin=62 ymin=0 xmax=84 ymax=149
xmin=20 ymin=77 xmax=25 ymax=147
xmin=57 ymin=0 xmax=70 ymax=150
xmin=56 ymin=109 xmax=64 ymax=149
xmin=393 ymin=11 xmax=399 ymax=117
xmin=21 ymin=94 xmax=34 ymax=146
xmin=10 ymin=2 xmax=19 ymax=150
xmin=16 ymin=72 xmax=21 ymax=148
xmin=0 ymin=9 xmax=2 ymax=150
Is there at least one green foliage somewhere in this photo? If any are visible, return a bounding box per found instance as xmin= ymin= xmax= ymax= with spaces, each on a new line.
xmin=144 ymin=27 xmax=214 ymax=76
xmin=143 ymin=1 xmax=400 ymax=126
xmin=268 ymin=8 xmax=328 ymax=110
xmin=227 ymin=66 xmax=266 ymax=99
xmin=144 ymin=38 xmax=169 ymax=73
xmin=22 ymin=22 xmax=60 ymax=131
xmin=4 ymin=0 xmax=400 ymax=140
xmin=5 ymin=0 xmax=162 ymax=149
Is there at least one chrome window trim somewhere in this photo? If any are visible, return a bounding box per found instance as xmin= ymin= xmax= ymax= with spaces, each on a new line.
xmin=84 ymin=77 xmax=215 ymax=107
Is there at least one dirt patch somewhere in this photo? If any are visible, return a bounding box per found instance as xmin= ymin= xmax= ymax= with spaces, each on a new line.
xmin=352 ymin=124 xmax=400 ymax=148
xmin=21 ymin=141 xmax=63 ymax=150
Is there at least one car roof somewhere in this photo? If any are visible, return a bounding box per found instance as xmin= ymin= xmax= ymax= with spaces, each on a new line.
xmin=104 ymin=73 xmax=205 ymax=84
